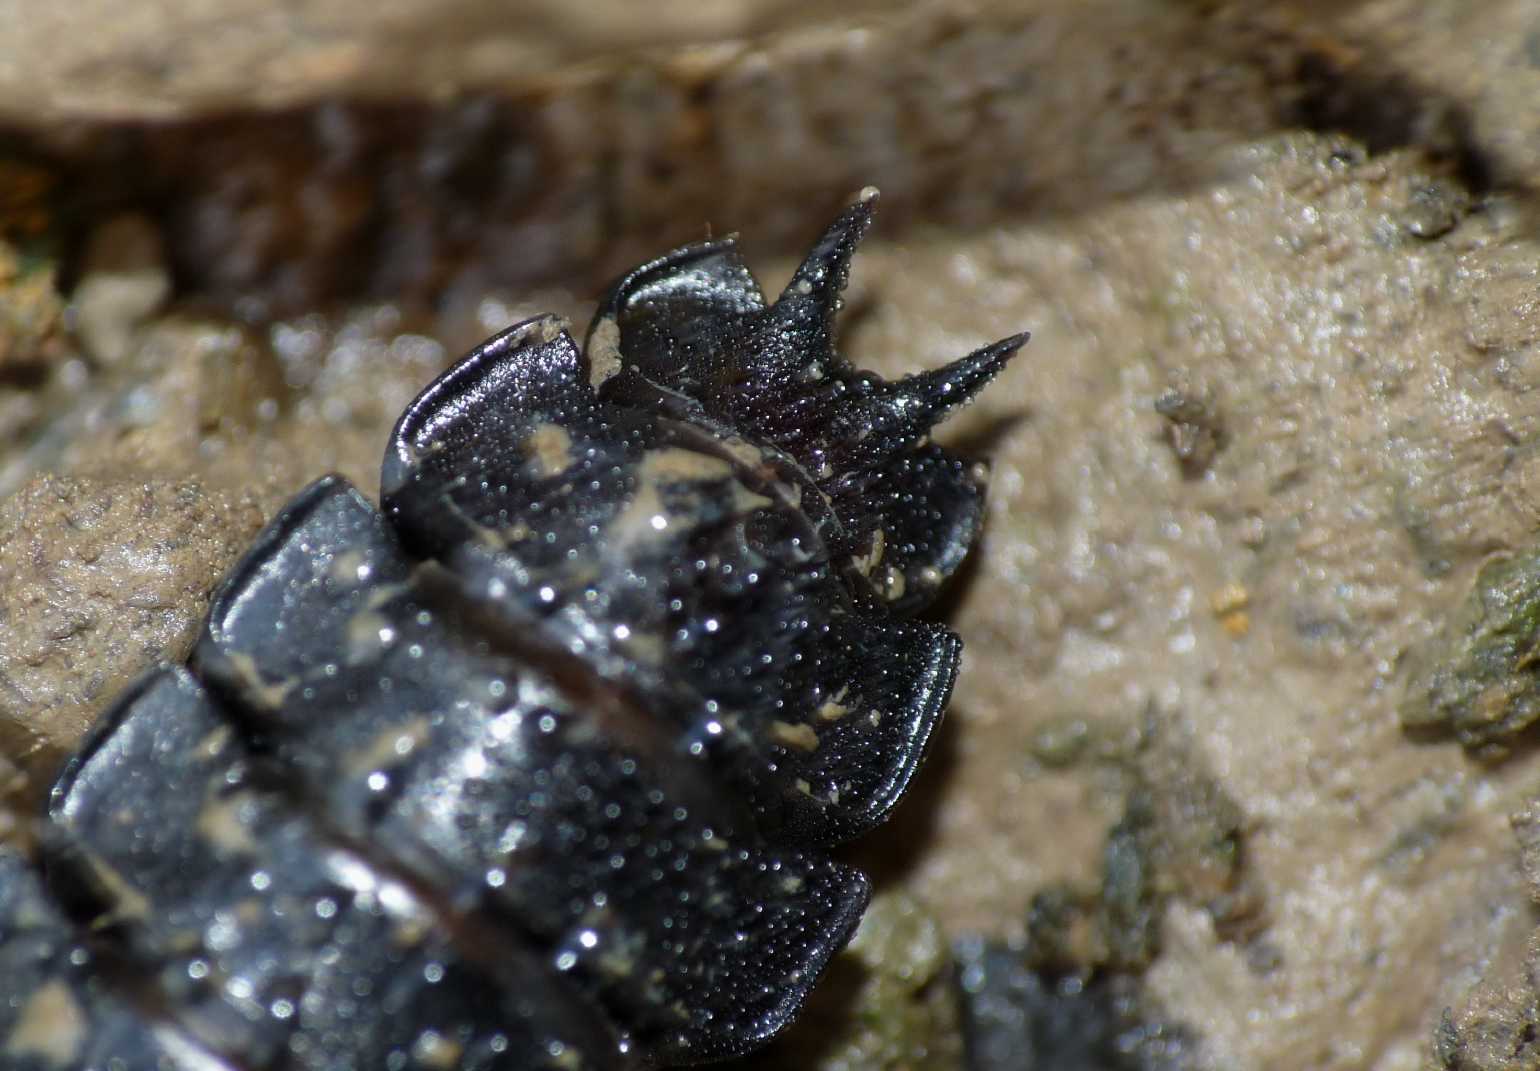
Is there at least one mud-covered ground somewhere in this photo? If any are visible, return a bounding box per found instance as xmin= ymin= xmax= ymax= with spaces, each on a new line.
xmin=7 ymin=2 xmax=1540 ymax=1069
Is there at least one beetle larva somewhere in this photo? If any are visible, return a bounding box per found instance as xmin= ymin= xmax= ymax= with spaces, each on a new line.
xmin=1 ymin=189 xmax=1025 ymax=1069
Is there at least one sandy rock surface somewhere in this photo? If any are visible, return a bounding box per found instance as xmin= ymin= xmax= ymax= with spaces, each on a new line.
xmin=837 ymin=134 xmax=1535 ymax=1070
xmin=0 ymin=0 xmax=886 ymax=120
xmin=0 ymin=474 xmax=264 ymax=794
xmin=7 ymin=2 xmax=1540 ymax=1069
xmin=16 ymin=1 xmax=1280 ymax=316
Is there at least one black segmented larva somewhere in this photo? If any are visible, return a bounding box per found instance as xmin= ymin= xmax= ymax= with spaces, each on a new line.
xmin=0 ymin=190 xmax=1025 ymax=1070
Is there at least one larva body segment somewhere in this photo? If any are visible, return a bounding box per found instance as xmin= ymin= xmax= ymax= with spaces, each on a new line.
xmin=4 ymin=193 xmax=1024 ymax=1069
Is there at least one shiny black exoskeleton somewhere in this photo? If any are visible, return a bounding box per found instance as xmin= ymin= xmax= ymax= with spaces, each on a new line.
xmin=0 ymin=191 xmax=1025 ymax=1069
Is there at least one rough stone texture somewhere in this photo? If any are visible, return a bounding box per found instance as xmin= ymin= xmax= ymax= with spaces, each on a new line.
xmin=1402 ymin=547 xmax=1540 ymax=757
xmin=0 ymin=474 xmax=264 ymax=801
xmin=0 ymin=0 xmax=886 ymax=120
xmin=826 ymin=134 xmax=1540 ymax=1071
xmin=1434 ymin=806 xmax=1540 ymax=1070
xmin=13 ymin=0 xmax=1534 ymax=321
xmin=14 ymin=2 xmax=1281 ymax=316
xmin=1274 ymin=0 xmax=1540 ymax=196
xmin=4 ymin=2 xmax=1540 ymax=1069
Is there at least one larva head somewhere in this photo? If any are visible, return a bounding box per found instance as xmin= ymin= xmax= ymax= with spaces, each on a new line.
xmin=587 ymin=188 xmax=1027 ymax=614
xmin=382 ymin=196 xmax=1026 ymax=847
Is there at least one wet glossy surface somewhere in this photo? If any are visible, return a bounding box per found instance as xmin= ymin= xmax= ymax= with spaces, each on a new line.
xmin=5 ymin=196 xmax=1019 ymax=1068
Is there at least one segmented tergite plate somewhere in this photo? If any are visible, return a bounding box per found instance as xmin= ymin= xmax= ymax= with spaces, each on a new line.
xmin=1 ymin=191 xmax=1025 ymax=1069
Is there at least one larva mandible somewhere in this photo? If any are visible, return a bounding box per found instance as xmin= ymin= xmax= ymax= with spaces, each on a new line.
xmin=0 ymin=189 xmax=1025 ymax=1070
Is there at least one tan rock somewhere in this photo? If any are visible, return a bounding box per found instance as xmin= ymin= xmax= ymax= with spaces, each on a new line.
xmin=0 ymin=474 xmax=264 ymax=801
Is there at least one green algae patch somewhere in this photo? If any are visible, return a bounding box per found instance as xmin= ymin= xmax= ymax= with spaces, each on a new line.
xmin=1402 ymin=549 xmax=1540 ymax=756
xmin=1025 ymin=712 xmax=1263 ymax=970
